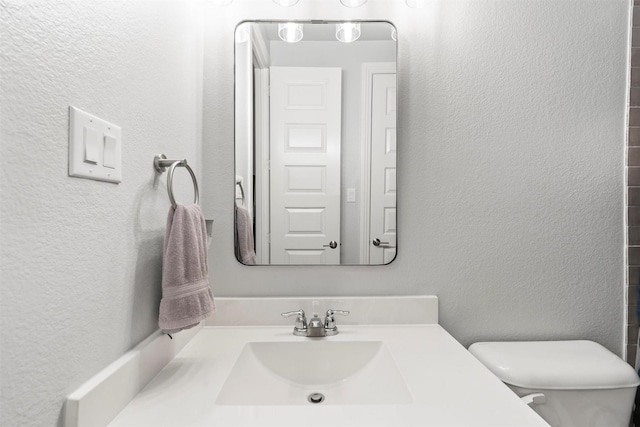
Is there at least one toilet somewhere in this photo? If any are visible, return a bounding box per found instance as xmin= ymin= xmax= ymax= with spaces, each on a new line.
xmin=468 ymin=340 xmax=640 ymax=427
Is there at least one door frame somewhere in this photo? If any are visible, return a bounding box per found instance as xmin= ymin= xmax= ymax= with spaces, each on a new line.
xmin=359 ymin=62 xmax=397 ymax=264
xmin=252 ymin=26 xmax=271 ymax=263
xmin=254 ymin=69 xmax=270 ymax=264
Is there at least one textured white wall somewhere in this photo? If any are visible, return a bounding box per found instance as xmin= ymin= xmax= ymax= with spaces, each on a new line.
xmin=0 ymin=0 xmax=629 ymax=425
xmin=203 ymin=0 xmax=628 ymax=354
xmin=0 ymin=1 xmax=203 ymax=426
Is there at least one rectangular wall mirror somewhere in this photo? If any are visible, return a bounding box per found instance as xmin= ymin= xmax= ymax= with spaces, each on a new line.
xmin=234 ymin=21 xmax=397 ymax=265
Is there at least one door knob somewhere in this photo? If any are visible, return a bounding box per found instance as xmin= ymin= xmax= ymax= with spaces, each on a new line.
xmin=372 ymin=238 xmax=394 ymax=248
xmin=323 ymin=241 xmax=338 ymax=249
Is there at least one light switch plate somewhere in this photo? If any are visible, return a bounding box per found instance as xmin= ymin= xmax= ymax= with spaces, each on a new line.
xmin=347 ymin=188 xmax=356 ymax=203
xmin=69 ymin=106 xmax=122 ymax=183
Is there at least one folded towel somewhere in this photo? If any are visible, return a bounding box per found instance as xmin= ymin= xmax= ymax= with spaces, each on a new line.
xmin=159 ymin=204 xmax=215 ymax=333
xmin=235 ymin=204 xmax=256 ymax=265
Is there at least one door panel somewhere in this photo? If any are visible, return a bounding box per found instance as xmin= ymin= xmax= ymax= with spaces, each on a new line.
xmin=370 ymin=73 xmax=397 ymax=264
xmin=270 ymin=67 xmax=342 ymax=264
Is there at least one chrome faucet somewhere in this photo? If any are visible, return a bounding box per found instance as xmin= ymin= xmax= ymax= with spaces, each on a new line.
xmin=281 ymin=309 xmax=350 ymax=337
xmin=306 ymin=313 xmax=326 ymax=337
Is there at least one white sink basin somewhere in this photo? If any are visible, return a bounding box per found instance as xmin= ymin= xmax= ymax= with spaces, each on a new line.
xmin=216 ymin=340 xmax=413 ymax=405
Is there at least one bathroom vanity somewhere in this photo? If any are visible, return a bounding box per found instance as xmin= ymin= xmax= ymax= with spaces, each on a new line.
xmin=65 ymin=297 xmax=549 ymax=427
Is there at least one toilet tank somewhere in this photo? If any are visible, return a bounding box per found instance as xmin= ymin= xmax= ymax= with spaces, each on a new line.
xmin=469 ymin=341 xmax=640 ymax=427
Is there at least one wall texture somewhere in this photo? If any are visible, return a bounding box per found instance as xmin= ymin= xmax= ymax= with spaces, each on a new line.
xmin=0 ymin=1 xmax=203 ymax=426
xmin=0 ymin=1 xmax=630 ymax=426
xmin=203 ymin=0 xmax=629 ymax=355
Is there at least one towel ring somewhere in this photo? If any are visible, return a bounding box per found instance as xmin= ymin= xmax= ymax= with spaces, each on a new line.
xmin=236 ymin=179 xmax=245 ymax=205
xmin=154 ymin=154 xmax=199 ymax=209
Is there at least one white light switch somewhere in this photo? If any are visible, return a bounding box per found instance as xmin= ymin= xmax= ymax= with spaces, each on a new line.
xmin=103 ymin=135 xmax=117 ymax=169
xmin=69 ymin=106 xmax=122 ymax=183
xmin=83 ymin=127 xmax=99 ymax=164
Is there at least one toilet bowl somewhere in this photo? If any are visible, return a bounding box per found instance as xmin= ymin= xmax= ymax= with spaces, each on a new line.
xmin=469 ymin=340 xmax=640 ymax=427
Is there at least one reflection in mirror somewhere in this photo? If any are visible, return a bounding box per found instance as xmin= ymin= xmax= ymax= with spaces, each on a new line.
xmin=234 ymin=21 xmax=397 ymax=265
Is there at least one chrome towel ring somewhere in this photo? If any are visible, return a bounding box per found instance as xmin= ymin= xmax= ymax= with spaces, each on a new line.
xmin=235 ymin=176 xmax=245 ymax=206
xmin=154 ymin=154 xmax=199 ymax=208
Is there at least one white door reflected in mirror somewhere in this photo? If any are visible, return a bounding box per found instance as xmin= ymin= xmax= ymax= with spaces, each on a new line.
xmin=234 ymin=21 xmax=397 ymax=265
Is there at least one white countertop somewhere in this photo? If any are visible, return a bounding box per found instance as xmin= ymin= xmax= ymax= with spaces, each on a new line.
xmin=108 ymin=324 xmax=549 ymax=427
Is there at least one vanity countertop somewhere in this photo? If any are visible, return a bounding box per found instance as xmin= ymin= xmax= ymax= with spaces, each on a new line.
xmin=107 ymin=324 xmax=549 ymax=427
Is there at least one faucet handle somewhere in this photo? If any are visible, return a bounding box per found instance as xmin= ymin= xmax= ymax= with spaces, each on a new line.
xmin=281 ymin=309 xmax=307 ymax=336
xmin=324 ymin=309 xmax=350 ymax=335
xmin=326 ymin=309 xmax=349 ymax=317
xmin=281 ymin=309 xmax=305 ymax=318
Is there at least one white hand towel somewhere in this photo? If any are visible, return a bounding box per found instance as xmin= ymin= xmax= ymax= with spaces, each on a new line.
xmin=159 ymin=204 xmax=215 ymax=333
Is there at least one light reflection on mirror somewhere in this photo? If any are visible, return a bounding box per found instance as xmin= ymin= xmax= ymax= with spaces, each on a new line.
xmin=235 ymin=21 xmax=397 ymax=266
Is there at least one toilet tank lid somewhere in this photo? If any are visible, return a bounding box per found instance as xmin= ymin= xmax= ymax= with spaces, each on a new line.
xmin=468 ymin=340 xmax=640 ymax=390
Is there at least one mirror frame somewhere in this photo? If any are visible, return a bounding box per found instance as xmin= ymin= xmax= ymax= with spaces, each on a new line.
xmin=233 ymin=20 xmax=399 ymax=266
